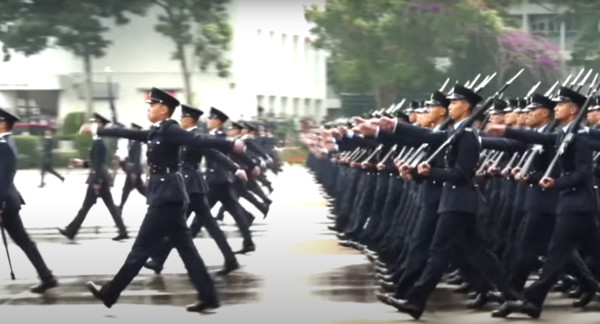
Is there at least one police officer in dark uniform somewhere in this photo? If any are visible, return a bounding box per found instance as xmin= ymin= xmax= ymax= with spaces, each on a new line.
xmin=488 ymin=87 xmax=600 ymax=318
xmin=144 ymin=104 xmax=241 ymax=276
xmin=382 ymin=85 xmax=520 ymax=319
xmin=85 ymin=88 xmax=246 ymax=313
xmin=0 ymin=108 xmax=58 ymax=293
xmin=118 ymin=122 xmax=147 ymax=211
xmin=58 ymin=113 xmax=128 ymax=241
xmin=39 ymin=127 xmax=65 ymax=188
xmin=205 ymin=107 xmax=256 ymax=254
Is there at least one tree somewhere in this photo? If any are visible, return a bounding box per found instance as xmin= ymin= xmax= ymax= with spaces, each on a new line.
xmin=305 ymin=0 xmax=560 ymax=113
xmin=0 ymin=0 xmax=146 ymax=119
xmin=532 ymin=0 xmax=600 ymax=71
xmin=152 ymin=0 xmax=232 ymax=105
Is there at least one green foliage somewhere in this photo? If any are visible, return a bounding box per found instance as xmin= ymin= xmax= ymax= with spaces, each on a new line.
xmin=0 ymin=0 xmax=147 ymax=61
xmin=13 ymin=135 xmax=41 ymax=169
xmin=305 ymin=0 xmax=560 ymax=108
xmin=153 ymin=0 xmax=233 ymax=97
xmin=60 ymin=112 xmax=88 ymax=136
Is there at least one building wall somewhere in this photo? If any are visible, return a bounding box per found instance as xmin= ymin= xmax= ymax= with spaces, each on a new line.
xmin=0 ymin=0 xmax=327 ymax=129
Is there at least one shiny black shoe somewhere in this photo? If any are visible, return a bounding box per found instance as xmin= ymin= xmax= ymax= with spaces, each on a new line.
xmin=30 ymin=277 xmax=58 ymax=294
xmin=112 ymin=232 xmax=129 ymax=241
xmin=486 ymin=291 xmax=506 ymax=304
xmin=336 ymin=233 xmax=349 ymax=240
xmin=493 ymin=300 xmax=540 ymax=319
xmin=452 ymin=282 xmax=471 ymax=294
xmin=327 ymin=225 xmax=338 ymax=231
xmin=374 ymin=265 xmax=389 ymax=275
xmin=446 ymin=275 xmax=463 ymax=285
xmin=375 ymin=290 xmax=393 ymax=306
xmin=57 ymin=228 xmax=74 ymax=240
xmin=87 ymin=281 xmax=113 ymax=308
xmin=552 ymin=275 xmax=577 ymax=292
xmin=568 ymin=286 xmax=584 ymax=299
xmin=144 ymin=260 xmax=163 ymax=275
xmin=235 ymin=243 xmax=256 ymax=255
xmin=185 ymin=299 xmax=220 ymax=313
xmin=338 ymin=240 xmax=354 ymax=248
xmin=387 ymin=297 xmax=423 ymax=320
xmin=467 ymin=291 xmax=478 ymax=300
xmin=491 ymin=302 xmax=513 ymax=318
xmin=466 ymin=292 xmax=489 ymax=309
xmin=375 ymin=260 xmax=387 ymax=268
xmin=378 ymin=279 xmax=395 ymax=292
xmin=573 ymin=291 xmax=595 ymax=308
xmin=216 ymin=260 xmax=240 ymax=276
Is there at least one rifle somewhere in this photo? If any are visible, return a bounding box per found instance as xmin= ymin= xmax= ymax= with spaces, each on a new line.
xmin=476 ymin=151 xmax=499 ymax=176
xmin=394 ymin=146 xmax=414 ymax=164
xmin=362 ymin=144 xmax=383 ymax=164
xmin=377 ymin=144 xmax=398 ymax=166
xmin=424 ymin=68 xmax=525 ymax=164
xmin=542 ymin=77 xmax=600 ymax=179
xmin=501 ymin=151 xmax=520 ymax=176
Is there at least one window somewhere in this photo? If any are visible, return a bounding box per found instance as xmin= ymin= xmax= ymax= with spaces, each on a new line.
xmin=269 ymin=95 xmax=276 ymax=114
xmin=304 ymin=98 xmax=312 ymax=116
xmin=293 ymin=98 xmax=300 ymax=116
xmin=281 ymin=97 xmax=289 ymax=115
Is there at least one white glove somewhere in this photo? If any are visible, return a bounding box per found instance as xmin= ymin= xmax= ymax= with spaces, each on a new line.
xmin=235 ymin=169 xmax=248 ymax=182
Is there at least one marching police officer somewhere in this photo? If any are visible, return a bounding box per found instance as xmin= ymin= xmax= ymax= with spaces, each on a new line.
xmin=118 ymin=122 xmax=147 ymax=211
xmin=39 ymin=127 xmax=65 ymax=188
xmin=0 ymin=108 xmax=58 ymax=294
xmin=144 ymin=104 xmax=241 ymax=276
xmin=58 ymin=113 xmax=128 ymax=241
xmin=83 ymin=87 xmax=246 ymax=313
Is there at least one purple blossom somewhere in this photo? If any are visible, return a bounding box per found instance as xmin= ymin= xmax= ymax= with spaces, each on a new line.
xmin=498 ymin=30 xmax=560 ymax=71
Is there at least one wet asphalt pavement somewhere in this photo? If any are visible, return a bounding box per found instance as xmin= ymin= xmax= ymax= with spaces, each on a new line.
xmin=1 ymin=166 xmax=599 ymax=323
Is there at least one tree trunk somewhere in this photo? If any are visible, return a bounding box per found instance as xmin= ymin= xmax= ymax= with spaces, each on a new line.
xmin=177 ymin=42 xmax=193 ymax=105
xmin=83 ymin=52 xmax=94 ymax=120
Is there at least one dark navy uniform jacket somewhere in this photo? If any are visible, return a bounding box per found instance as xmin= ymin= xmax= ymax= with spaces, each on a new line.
xmin=0 ymin=133 xmax=25 ymax=211
xmin=180 ymin=127 xmax=239 ymax=195
xmin=85 ymin=137 xmax=111 ymax=186
xmin=482 ymin=125 xmax=558 ymax=214
xmin=507 ymin=126 xmax=596 ymax=214
xmin=98 ymin=119 xmax=234 ymax=206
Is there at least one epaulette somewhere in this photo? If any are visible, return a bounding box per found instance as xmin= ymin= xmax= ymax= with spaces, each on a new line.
xmin=465 ymin=127 xmax=473 ymax=132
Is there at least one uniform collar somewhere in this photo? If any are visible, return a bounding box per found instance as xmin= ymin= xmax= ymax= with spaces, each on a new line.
xmin=562 ymin=122 xmax=573 ymax=133
xmin=453 ymin=117 xmax=468 ymax=129
xmin=153 ymin=118 xmax=171 ymax=127
xmin=187 ymin=126 xmax=197 ymax=132
xmin=209 ymin=128 xmax=218 ymax=135
xmin=537 ymin=124 xmax=548 ymax=133
xmin=0 ymin=132 xmax=12 ymax=138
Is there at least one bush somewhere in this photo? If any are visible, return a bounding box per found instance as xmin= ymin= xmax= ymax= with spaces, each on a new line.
xmin=54 ymin=151 xmax=80 ymax=168
xmin=61 ymin=112 xmax=87 ymax=135
xmin=13 ymin=136 xmax=41 ymax=169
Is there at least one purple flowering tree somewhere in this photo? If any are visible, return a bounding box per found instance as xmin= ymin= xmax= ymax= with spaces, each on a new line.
xmin=496 ymin=29 xmax=560 ymax=87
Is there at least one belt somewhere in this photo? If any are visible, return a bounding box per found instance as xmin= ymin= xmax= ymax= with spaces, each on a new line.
xmin=181 ymin=164 xmax=199 ymax=171
xmin=148 ymin=165 xmax=178 ymax=175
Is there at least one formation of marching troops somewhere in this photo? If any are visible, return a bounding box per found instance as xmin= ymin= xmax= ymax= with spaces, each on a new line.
xmin=0 ymin=87 xmax=282 ymax=313
xmin=304 ymin=68 xmax=600 ymax=319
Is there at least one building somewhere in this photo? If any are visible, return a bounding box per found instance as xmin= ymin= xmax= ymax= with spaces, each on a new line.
xmin=0 ymin=0 xmax=327 ymax=131
xmin=506 ymin=0 xmax=585 ymax=74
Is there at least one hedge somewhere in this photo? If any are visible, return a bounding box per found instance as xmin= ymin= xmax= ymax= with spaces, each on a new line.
xmin=12 ymin=135 xmax=117 ymax=170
